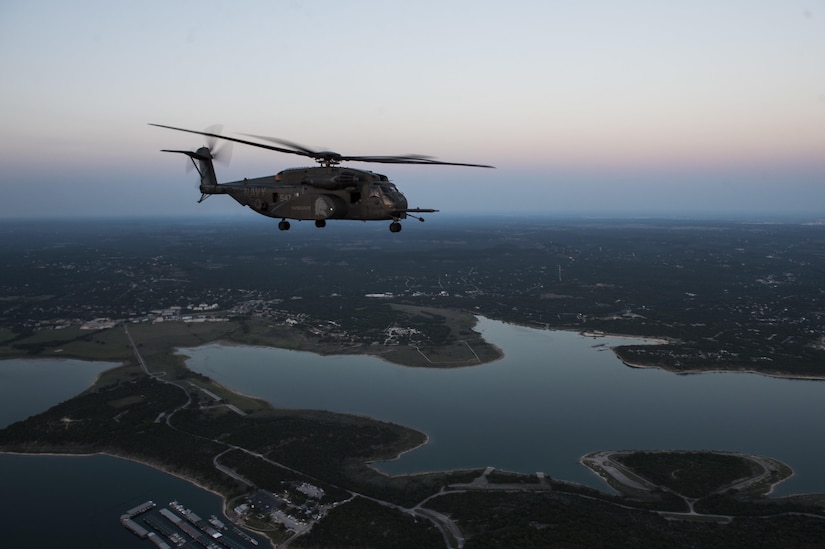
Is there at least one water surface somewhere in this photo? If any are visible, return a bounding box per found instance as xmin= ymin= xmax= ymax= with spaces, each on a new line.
xmin=0 ymin=453 xmax=234 ymax=548
xmin=0 ymin=358 xmax=264 ymax=547
xmin=181 ymin=317 xmax=825 ymax=495
xmin=0 ymin=358 xmax=117 ymax=428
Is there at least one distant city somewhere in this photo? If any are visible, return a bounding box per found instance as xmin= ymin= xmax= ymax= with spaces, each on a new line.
xmin=3 ymin=216 xmax=823 ymax=376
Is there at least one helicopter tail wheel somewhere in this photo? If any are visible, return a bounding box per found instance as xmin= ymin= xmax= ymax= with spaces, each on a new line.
xmin=278 ymin=220 xmax=291 ymax=231
xmin=389 ymin=221 xmax=402 ymax=233
xmin=315 ymin=219 xmax=326 ymax=228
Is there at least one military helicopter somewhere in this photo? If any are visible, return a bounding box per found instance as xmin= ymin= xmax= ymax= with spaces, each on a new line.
xmin=150 ymin=124 xmax=494 ymax=232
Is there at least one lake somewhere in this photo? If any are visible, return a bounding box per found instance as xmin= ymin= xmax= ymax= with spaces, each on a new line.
xmin=0 ymin=358 xmax=266 ymax=548
xmin=0 ymin=453 xmax=232 ymax=548
xmin=3 ymin=313 xmax=824 ymax=549
xmin=182 ymin=316 xmax=825 ymax=495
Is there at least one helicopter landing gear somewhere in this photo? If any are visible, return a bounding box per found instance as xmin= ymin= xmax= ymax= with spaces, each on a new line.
xmin=278 ymin=220 xmax=291 ymax=231
xmin=315 ymin=219 xmax=326 ymax=228
xmin=389 ymin=221 xmax=402 ymax=233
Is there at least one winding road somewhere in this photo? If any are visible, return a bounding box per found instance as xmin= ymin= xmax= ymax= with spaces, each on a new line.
xmin=124 ymin=324 xmax=467 ymax=548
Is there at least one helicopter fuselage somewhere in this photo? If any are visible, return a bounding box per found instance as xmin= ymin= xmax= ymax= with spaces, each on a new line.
xmin=150 ymin=123 xmax=491 ymax=232
xmin=205 ymin=166 xmax=411 ymax=222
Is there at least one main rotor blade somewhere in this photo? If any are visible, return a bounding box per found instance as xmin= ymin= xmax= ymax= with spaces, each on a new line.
xmin=344 ymin=155 xmax=495 ymax=168
xmin=242 ymin=134 xmax=319 ymax=156
xmin=149 ymin=123 xmax=314 ymax=159
xmin=242 ymin=134 xmax=346 ymax=165
xmin=243 ymin=132 xmax=494 ymax=167
xmin=149 ymin=123 xmax=496 ymax=168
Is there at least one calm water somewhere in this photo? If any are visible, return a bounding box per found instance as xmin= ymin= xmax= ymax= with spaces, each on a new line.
xmin=0 ymin=359 xmax=264 ymax=548
xmin=3 ymin=315 xmax=824 ymax=549
xmin=0 ymin=453 xmax=231 ymax=548
xmin=182 ymin=316 xmax=825 ymax=496
xmin=0 ymin=358 xmax=117 ymax=429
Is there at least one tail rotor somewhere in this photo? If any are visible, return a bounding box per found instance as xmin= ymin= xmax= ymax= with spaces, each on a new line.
xmin=157 ymin=123 xmax=232 ymax=174
xmin=153 ymin=123 xmax=230 ymax=199
xmin=203 ymin=124 xmax=233 ymax=166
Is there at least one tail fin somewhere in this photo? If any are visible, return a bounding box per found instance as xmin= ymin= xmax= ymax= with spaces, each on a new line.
xmin=161 ymin=146 xmax=219 ymax=197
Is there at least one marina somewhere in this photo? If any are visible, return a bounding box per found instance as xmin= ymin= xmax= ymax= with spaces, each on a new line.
xmin=121 ymin=499 xmax=258 ymax=549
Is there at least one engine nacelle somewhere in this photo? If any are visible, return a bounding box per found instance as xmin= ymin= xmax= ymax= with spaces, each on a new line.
xmin=275 ymin=167 xmax=361 ymax=189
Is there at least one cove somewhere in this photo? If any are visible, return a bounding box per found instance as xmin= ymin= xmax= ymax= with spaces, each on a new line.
xmin=181 ymin=317 xmax=825 ymax=495
xmin=0 ymin=359 xmax=268 ymax=548
xmin=0 ymin=358 xmax=118 ymax=429
xmin=0 ymin=453 xmax=236 ymax=548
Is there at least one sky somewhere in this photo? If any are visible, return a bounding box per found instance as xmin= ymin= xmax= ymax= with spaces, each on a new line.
xmin=1 ymin=0 xmax=824 ymax=219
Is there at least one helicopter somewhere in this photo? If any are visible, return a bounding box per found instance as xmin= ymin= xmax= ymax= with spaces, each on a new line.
xmin=150 ymin=124 xmax=494 ymax=232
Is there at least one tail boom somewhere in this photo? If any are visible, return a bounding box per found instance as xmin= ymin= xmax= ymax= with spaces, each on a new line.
xmin=161 ymin=146 xmax=219 ymax=195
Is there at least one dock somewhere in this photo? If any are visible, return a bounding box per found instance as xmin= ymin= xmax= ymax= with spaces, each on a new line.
xmin=121 ymin=498 xmax=258 ymax=548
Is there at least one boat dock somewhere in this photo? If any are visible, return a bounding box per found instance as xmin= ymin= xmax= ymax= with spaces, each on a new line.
xmin=120 ymin=499 xmax=259 ymax=548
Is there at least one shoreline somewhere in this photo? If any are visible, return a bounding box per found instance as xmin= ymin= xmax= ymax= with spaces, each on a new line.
xmin=580 ymin=449 xmax=798 ymax=498
xmin=2 ymin=320 xmax=817 ymax=382
xmin=618 ymin=357 xmax=825 ymax=381
xmin=178 ymin=335 xmax=505 ymax=370
xmin=580 ymin=331 xmax=671 ymax=345
xmin=366 ymin=432 xmax=432 ymax=478
xmin=0 ymin=449 xmax=229 ymax=503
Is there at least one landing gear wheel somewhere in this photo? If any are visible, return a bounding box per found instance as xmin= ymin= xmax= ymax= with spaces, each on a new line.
xmin=278 ymin=220 xmax=291 ymax=231
xmin=389 ymin=221 xmax=402 ymax=233
xmin=315 ymin=219 xmax=326 ymax=228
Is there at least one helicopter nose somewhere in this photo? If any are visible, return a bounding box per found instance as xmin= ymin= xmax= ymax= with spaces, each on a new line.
xmin=391 ymin=197 xmax=408 ymax=211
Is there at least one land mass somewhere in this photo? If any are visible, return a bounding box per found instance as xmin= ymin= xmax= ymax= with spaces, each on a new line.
xmin=3 ymin=216 xmax=825 ymax=546
xmin=2 ymin=217 xmax=825 ymax=378
xmin=582 ymin=450 xmax=795 ymax=517
xmin=2 ymin=319 xmax=825 ymax=547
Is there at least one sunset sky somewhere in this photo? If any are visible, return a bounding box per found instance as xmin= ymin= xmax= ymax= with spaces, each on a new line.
xmin=1 ymin=1 xmax=823 ymax=219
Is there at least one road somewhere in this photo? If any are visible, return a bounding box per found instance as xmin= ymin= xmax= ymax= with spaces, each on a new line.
xmin=124 ymin=323 xmax=466 ymax=549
